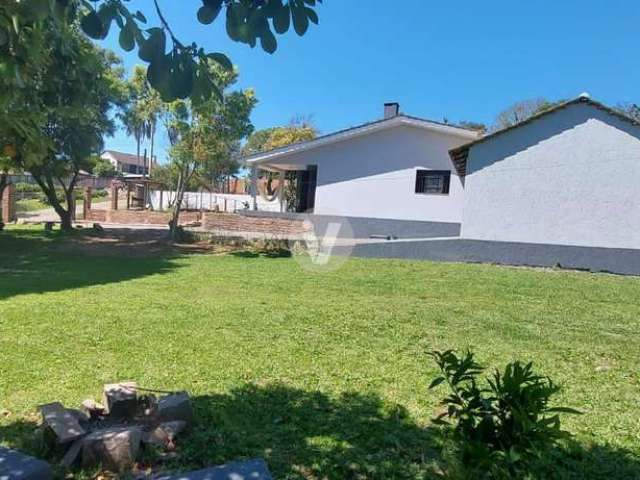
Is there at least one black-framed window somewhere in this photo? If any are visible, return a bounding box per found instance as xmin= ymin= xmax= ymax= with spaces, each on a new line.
xmin=415 ymin=170 xmax=451 ymax=195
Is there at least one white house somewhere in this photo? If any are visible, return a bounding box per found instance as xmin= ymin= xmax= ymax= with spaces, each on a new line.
xmin=244 ymin=96 xmax=640 ymax=251
xmin=102 ymin=150 xmax=155 ymax=176
xmin=244 ymin=103 xmax=480 ymax=225
xmin=451 ymin=95 xmax=640 ymax=250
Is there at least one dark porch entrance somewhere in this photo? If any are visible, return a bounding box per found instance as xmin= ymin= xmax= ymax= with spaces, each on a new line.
xmin=296 ymin=165 xmax=317 ymax=213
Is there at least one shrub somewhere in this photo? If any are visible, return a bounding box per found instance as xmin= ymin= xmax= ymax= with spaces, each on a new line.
xmin=92 ymin=189 xmax=108 ymax=199
xmin=428 ymin=350 xmax=581 ymax=478
xmin=14 ymin=182 xmax=41 ymax=193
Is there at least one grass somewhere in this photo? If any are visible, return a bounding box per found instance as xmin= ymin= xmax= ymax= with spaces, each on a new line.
xmin=0 ymin=226 xmax=639 ymax=478
xmin=15 ymin=198 xmax=48 ymax=213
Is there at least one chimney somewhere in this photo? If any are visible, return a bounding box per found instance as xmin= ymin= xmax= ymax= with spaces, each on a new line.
xmin=384 ymin=102 xmax=400 ymax=119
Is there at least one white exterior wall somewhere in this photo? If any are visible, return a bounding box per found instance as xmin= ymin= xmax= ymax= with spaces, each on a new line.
xmin=265 ymin=125 xmax=471 ymax=223
xmin=462 ymin=103 xmax=640 ymax=249
xmin=150 ymin=191 xmax=280 ymax=212
xmin=101 ymin=152 xmax=120 ymax=170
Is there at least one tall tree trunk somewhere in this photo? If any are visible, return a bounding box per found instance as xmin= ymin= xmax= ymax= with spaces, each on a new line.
xmin=32 ymin=171 xmax=77 ymax=231
xmin=0 ymin=172 xmax=7 ymax=226
xmin=136 ymin=132 xmax=141 ymax=173
xmin=169 ymin=171 xmax=185 ymax=241
xmin=149 ymin=123 xmax=155 ymax=177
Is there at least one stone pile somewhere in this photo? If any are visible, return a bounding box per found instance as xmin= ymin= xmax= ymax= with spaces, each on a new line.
xmin=38 ymin=382 xmax=192 ymax=473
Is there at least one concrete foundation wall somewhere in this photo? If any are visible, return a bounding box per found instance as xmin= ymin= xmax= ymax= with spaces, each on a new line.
xmin=337 ymin=239 xmax=640 ymax=276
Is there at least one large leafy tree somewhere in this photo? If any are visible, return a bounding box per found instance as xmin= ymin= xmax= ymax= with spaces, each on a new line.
xmin=243 ymin=119 xmax=316 ymax=197
xmin=1 ymin=0 xmax=321 ymax=227
xmin=243 ymin=119 xmax=317 ymax=155
xmin=164 ymin=64 xmax=255 ymax=238
xmin=8 ymin=21 xmax=126 ymax=230
xmin=491 ymin=98 xmax=565 ymax=132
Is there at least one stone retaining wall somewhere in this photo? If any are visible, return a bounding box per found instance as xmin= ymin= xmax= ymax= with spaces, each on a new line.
xmin=202 ymin=212 xmax=308 ymax=236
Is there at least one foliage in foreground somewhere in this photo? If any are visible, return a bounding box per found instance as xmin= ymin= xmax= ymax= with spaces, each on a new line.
xmin=1 ymin=18 xmax=125 ymax=230
xmin=1 ymin=1 xmax=322 ymax=107
xmin=428 ymin=350 xmax=581 ymax=479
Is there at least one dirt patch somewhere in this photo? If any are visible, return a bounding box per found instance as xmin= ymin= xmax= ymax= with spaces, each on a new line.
xmin=53 ymin=228 xmax=249 ymax=258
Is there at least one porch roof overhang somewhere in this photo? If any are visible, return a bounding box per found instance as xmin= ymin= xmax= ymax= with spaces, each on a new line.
xmin=243 ymin=115 xmax=480 ymax=170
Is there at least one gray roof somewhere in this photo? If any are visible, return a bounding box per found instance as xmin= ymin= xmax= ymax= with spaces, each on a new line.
xmin=103 ymin=150 xmax=148 ymax=167
xmin=449 ymin=96 xmax=640 ymax=177
xmin=243 ymin=114 xmax=480 ymax=165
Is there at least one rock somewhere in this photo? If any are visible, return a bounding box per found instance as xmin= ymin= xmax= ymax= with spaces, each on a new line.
xmin=81 ymin=426 xmax=142 ymax=473
xmin=0 ymin=447 xmax=53 ymax=480
xmin=59 ymin=438 xmax=84 ymax=468
xmin=102 ymin=382 xmax=137 ymax=419
xmin=137 ymin=394 xmax=158 ymax=418
xmin=38 ymin=402 xmax=86 ymax=444
xmin=142 ymin=421 xmax=187 ymax=448
xmin=80 ymin=398 xmax=106 ymax=419
xmin=65 ymin=408 xmax=90 ymax=424
xmin=155 ymin=458 xmax=273 ymax=480
xmin=157 ymin=392 xmax=192 ymax=424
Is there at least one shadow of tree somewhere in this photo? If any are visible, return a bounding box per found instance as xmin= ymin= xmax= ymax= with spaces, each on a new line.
xmin=0 ymin=228 xmax=182 ymax=301
xmin=180 ymin=384 xmax=443 ymax=479
xmin=0 ymin=384 xmax=639 ymax=479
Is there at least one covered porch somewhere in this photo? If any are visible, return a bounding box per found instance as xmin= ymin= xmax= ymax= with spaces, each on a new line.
xmin=248 ymin=161 xmax=317 ymax=214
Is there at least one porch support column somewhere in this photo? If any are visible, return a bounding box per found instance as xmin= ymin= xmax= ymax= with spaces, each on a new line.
xmin=250 ymin=167 xmax=258 ymax=211
xmin=278 ymin=170 xmax=285 ymax=213
xmin=110 ymin=184 xmax=118 ymax=210
xmin=83 ymin=187 xmax=92 ymax=220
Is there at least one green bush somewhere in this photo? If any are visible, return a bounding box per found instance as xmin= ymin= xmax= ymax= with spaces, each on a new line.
xmin=14 ymin=182 xmax=41 ymax=193
xmin=428 ymin=350 xmax=581 ymax=478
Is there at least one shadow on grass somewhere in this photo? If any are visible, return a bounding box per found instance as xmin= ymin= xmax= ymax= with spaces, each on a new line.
xmin=0 ymin=228 xmax=183 ymax=301
xmin=184 ymin=384 xmax=442 ymax=479
xmin=1 ymin=384 xmax=639 ymax=479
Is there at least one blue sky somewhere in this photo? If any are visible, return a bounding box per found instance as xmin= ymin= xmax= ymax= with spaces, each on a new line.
xmin=103 ymin=0 xmax=640 ymax=163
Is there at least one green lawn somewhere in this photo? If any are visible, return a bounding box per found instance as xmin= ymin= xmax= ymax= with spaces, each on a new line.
xmin=15 ymin=198 xmax=48 ymax=213
xmin=0 ymin=226 xmax=639 ymax=479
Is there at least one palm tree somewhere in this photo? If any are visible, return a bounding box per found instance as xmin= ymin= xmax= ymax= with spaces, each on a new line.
xmin=122 ymin=66 xmax=164 ymax=177
xmin=120 ymin=108 xmax=144 ymax=172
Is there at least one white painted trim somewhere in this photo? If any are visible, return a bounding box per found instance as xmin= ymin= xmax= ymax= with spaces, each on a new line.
xmin=244 ymin=116 xmax=480 ymax=166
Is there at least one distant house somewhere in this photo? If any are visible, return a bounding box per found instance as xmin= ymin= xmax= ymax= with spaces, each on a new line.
xmin=101 ymin=150 xmax=154 ymax=176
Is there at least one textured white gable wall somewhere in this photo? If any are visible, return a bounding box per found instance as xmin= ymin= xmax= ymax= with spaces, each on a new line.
xmin=462 ymin=103 xmax=640 ymax=249
xmin=265 ymin=125 xmax=470 ymax=223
